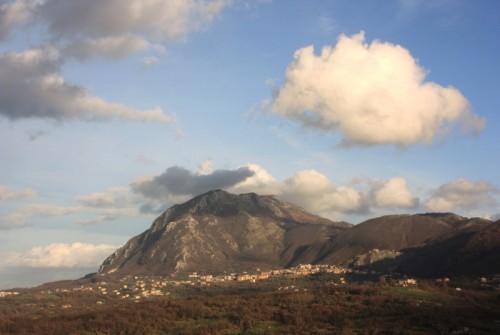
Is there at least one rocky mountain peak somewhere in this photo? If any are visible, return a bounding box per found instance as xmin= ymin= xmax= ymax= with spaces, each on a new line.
xmin=179 ymin=189 xmax=268 ymax=216
xmin=98 ymin=190 xmax=349 ymax=276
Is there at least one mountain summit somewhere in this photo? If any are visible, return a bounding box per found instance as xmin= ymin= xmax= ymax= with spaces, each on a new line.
xmin=99 ymin=190 xmax=350 ymax=276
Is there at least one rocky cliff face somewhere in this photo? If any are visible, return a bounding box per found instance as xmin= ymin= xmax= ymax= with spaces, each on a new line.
xmin=98 ymin=190 xmax=350 ymax=276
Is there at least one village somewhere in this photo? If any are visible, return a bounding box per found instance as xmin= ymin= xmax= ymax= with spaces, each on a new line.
xmin=52 ymin=264 xmax=349 ymax=303
xmin=0 ymin=264 xmax=350 ymax=306
xmin=1 ymin=262 xmax=499 ymax=334
xmin=4 ymin=263 xmax=498 ymax=309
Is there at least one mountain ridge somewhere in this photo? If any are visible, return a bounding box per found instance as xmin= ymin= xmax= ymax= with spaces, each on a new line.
xmin=98 ymin=190 xmax=497 ymax=278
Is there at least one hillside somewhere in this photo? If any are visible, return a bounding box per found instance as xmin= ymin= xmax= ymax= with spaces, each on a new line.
xmin=397 ymin=220 xmax=500 ymax=277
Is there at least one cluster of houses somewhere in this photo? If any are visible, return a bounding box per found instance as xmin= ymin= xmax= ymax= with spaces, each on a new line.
xmin=17 ymin=263 xmax=500 ymax=305
xmin=0 ymin=291 xmax=20 ymax=298
xmin=184 ymin=264 xmax=347 ymax=284
xmin=33 ymin=263 xmax=349 ymax=303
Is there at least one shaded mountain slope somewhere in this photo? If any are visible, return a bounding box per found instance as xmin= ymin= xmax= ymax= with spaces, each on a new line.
xmin=397 ymin=220 xmax=500 ymax=277
xmin=312 ymin=213 xmax=467 ymax=265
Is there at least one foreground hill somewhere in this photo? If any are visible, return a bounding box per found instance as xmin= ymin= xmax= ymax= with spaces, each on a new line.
xmin=99 ymin=190 xmax=350 ymax=276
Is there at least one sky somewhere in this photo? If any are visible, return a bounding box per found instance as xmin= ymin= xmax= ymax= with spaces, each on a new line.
xmin=0 ymin=0 xmax=499 ymax=289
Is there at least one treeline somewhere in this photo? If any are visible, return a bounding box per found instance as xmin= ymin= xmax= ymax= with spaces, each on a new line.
xmin=0 ymin=283 xmax=499 ymax=334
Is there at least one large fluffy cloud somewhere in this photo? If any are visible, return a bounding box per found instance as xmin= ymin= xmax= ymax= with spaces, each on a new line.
xmin=1 ymin=242 xmax=117 ymax=268
xmin=230 ymin=164 xmax=418 ymax=218
xmin=269 ymin=31 xmax=485 ymax=147
xmin=425 ymin=179 xmax=497 ymax=212
xmin=370 ymin=177 xmax=419 ymax=209
xmin=280 ymin=170 xmax=366 ymax=215
xmin=130 ymin=162 xmax=413 ymax=218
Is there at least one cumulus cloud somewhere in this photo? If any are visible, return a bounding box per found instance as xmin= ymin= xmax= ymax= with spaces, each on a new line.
xmin=269 ymin=31 xmax=485 ymax=147
xmin=0 ymin=185 xmax=37 ymax=201
xmin=280 ymin=170 xmax=367 ymax=214
xmin=0 ymin=47 xmax=172 ymax=122
xmin=196 ymin=159 xmax=214 ymax=175
xmin=425 ymin=179 xmax=497 ymax=212
xmin=230 ymin=164 xmax=418 ymax=218
xmin=370 ymin=177 xmax=419 ymax=209
xmin=229 ymin=163 xmax=282 ymax=195
xmin=132 ymin=165 xmax=255 ymax=201
xmin=1 ymin=242 xmax=117 ymax=268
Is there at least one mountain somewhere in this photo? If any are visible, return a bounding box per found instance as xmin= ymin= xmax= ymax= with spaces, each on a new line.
xmin=396 ymin=220 xmax=500 ymax=277
xmin=311 ymin=213 xmax=491 ymax=266
xmin=99 ymin=190 xmax=498 ymax=278
xmin=99 ymin=190 xmax=351 ymax=276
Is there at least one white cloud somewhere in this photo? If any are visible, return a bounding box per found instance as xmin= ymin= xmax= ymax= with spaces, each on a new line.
xmin=269 ymin=31 xmax=485 ymax=147
xmin=0 ymin=185 xmax=37 ymax=201
xmin=425 ymin=179 xmax=497 ymax=212
xmin=229 ymin=163 xmax=281 ymax=195
xmin=196 ymin=159 xmax=214 ymax=175
xmin=370 ymin=177 xmax=419 ymax=209
xmin=280 ymin=170 xmax=367 ymax=215
xmin=230 ymin=164 xmax=418 ymax=218
xmin=0 ymin=47 xmax=172 ymax=122
xmin=1 ymin=242 xmax=117 ymax=268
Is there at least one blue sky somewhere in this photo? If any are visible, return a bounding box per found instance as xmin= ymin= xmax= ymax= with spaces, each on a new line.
xmin=0 ymin=0 xmax=499 ymax=289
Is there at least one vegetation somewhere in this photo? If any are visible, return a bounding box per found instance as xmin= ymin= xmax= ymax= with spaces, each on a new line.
xmin=0 ymin=277 xmax=499 ymax=334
